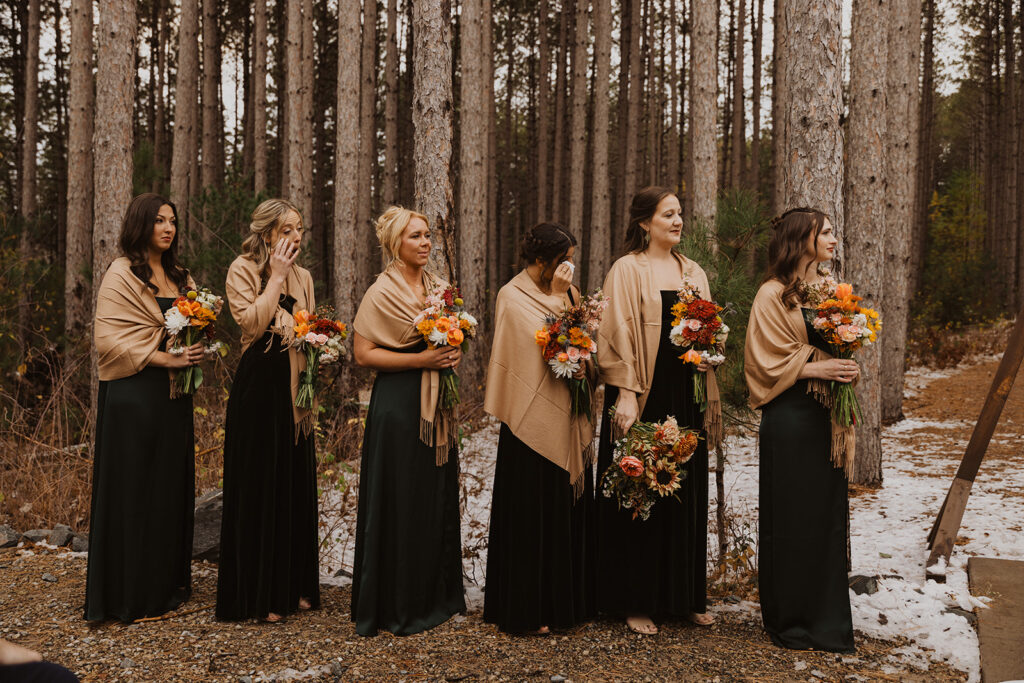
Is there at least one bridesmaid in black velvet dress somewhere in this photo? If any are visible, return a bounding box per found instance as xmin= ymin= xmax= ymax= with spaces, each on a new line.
xmin=745 ymin=208 xmax=858 ymax=652
xmin=87 ymin=193 xmax=205 ymax=622
xmin=594 ymin=187 xmax=716 ymax=634
xmin=350 ymin=206 xmax=465 ymax=637
xmin=216 ymin=199 xmax=320 ymax=622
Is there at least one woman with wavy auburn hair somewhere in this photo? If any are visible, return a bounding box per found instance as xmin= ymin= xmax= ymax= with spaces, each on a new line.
xmin=86 ymin=193 xmax=203 ymax=622
xmin=216 ymin=199 xmax=320 ymax=623
xmin=744 ymin=207 xmax=857 ymax=652
xmin=349 ymin=205 xmax=466 ymax=637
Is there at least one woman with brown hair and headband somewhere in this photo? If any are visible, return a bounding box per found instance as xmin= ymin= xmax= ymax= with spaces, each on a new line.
xmin=594 ymin=186 xmax=721 ymax=634
xmin=745 ymin=207 xmax=857 ymax=652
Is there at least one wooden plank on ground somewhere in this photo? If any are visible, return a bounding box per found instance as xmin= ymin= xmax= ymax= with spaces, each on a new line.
xmin=968 ymin=557 xmax=1024 ymax=683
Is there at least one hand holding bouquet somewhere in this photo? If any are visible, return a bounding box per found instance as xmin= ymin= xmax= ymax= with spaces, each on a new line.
xmin=600 ymin=411 xmax=701 ymax=521
xmin=163 ymin=287 xmax=225 ymax=395
xmin=291 ymin=304 xmax=349 ymax=409
xmin=414 ymin=284 xmax=478 ymax=409
xmin=534 ymin=290 xmax=609 ymax=419
xmin=803 ymin=280 xmax=882 ymax=426
xmin=669 ymin=282 xmax=729 ymax=409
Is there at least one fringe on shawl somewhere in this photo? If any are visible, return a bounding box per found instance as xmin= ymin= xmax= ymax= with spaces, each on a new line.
xmin=806 ymin=374 xmax=856 ymax=477
xmin=569 ymin=433 xmax=596 ymax=502
xmin=420 ymin=409 xmax=458 ymax=466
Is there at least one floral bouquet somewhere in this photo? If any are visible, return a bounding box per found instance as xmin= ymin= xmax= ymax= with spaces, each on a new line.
xmin=164 ymin=287 xmax=225 ymax=395
xmin=534 ymin=290 xmax=609 ymax=419
xmin=600 ymin=411 xmax=701 ymax=521
xmin=803 ymin=280 xmax=882 ymax=427
xmin=414 ymin=284 xmax=478 ymax=409
xmin=291 ymin=304 xmax=349 ymax=409
xmin=669 ymin=282 xmax=729 ymax=409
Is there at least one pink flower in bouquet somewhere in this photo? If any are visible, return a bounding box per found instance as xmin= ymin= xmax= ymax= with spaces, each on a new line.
xmin=685 ymin=319 xmax=702 ymax=331
xmin=837 ymin=325 xmax=860 ymax=343
xmin=566 ymin=346 xmax=581 ymax=362
xmin=619 ymin=455 xmax=644 ymax=478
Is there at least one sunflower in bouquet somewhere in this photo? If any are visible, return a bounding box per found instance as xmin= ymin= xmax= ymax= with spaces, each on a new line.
xmin=600 ymin=410 xmax=701 ymax=521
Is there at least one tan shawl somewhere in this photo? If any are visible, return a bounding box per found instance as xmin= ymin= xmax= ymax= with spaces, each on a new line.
xmin=484 ymin=270 xmax=596 ymax=497
xmin=596 ymin=251 xmax=723 ymax=450
xmin=225 ymin=255 xmax=317 ymax=437
xmin=744 ymin=278 xmax=855 ymax=475
xmin=353 ymin=263 xmax=455 ymax=465
xmin=94 ymin=257 xmax=195 ymax=396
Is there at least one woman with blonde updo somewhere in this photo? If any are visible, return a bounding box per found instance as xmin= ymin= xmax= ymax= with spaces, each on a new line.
xmin=350 ymin=206 xmax=466 ymax=637
xmin=216 ymin=199 xmax=320 ymax=622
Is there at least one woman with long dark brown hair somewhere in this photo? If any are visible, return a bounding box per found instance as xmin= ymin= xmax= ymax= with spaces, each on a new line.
xmin=594 ymin=186 xmax=721 ymax=634
xmin=744 ymin=207 xmax=857 ymax=652
xmin=87 ymin=193 xmax=204 ymax=622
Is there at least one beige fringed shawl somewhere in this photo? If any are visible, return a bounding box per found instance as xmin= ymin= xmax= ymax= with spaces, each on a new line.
xmin=596 ymin=251 xmax=724 ymax=450
xmin=353 ymin=263 xmax=456 ymax=465
xmin=484 ymin=271 xmax=596 ymax=498
xmin=94 ymin=257 xmax=195 ymax=396
xmin=744 ymin=278 xmax=855 ymax=475
xmin=225 ymin=255 xmax=317 ymax=438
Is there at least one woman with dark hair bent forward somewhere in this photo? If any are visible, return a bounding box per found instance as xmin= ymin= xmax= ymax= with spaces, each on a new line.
xmin=216 ymin=199 xmax=320 ymax=622
xmin=350 ymin=206 xmax=465 ymax=637
xmin=744 ymin=208 xmax=858 ymax=652
xmin=483 ymin=223 xmax=596 ymax=635
xmin=594 ymin=187 xmax=722 ymax=634
xmin=86 ymin=193 xmax=203 ymax=622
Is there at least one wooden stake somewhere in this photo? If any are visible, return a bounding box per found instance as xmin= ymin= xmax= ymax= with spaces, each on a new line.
xmin=925 ymin=305 xmax=1024 ymax=581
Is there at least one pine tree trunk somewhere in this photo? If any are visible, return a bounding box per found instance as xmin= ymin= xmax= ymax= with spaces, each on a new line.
xmin=152 ymin=0 xmax=168 ymax=192
xmin=730 ymin=0 xmax=745 ymax=190
xmin=285 ymin=0 xmax=313 ymax=225
xmin=413 ymin=0 xmax=455 ymax=279
xmin=357 ymin=0 xmax=379 ymax=288
xmin=588 ymin=0 xmax=612 ymax=290
xmin=776 ymin=0 xmax=844 ymax=264
xmin=551 ymin=5 xmax=569 ymax=223
xmin=881 ymin=0 xmax=921 ymax=424
xmin=1002 ymin=0 xmax=1018 ymax=308
xmin=536 ymin=0 xmax=551 ymax=222
xmin=689 ymin=0 xmax=717 ymax=225
xmin=667 ymin=0 xmax=679 ymax=189
xmin=201 ymin=0 xmax=220 ymax=191
xmin=844 ymin=0 xmax=888 ymax=487
xmin=93 ymin=0 xmax=136 ymax=275
xmin=254 ymin=0 xmax=268 ymax=193
xmin=484 ymin=0 xmax=498 ymax=304
xmin=616 ymin=0 xmax=633 ymax=229
xmin=66 ymin=0 xmax=93 ymax=339
xmin=300 ymin=0 xmax=314 ymax=215
xmin=912 ymin=0 xmax=935 ymax=294
xmin=750 ymin=0 xmax=763 ymax=192
xmin=335 ymin=0 xmax=361 ymax=326
xmin=623 ymin=0 xmax=642 ymax=224
xmin=568 ymin=0 xmax=588 ymax=242
xmin=171 ymin=0 xmax=199 ymax=233
xmin=720 ymin=0 xmax=734 ymax=192
xmin=458 ymin=0 xmax=488 ymax=400
xmin=20 ymin=0 xmax=39 ymax=222
xmin=383 ymin=0 xmax=399 ymax=206
xmin=770 ymin=0 xmax=787 ymax=214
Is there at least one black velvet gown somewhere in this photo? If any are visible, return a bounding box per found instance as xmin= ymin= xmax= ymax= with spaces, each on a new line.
xmin=351 ymin=347 xmax=466 ymax=637
xmin=216 ymin=294 xmax=321 ymax=621
xmin=595 ymin=291 xmax=709 ymax=619
xmin=483 ymin=423 xmax=596 ymax=633
xmin=757 ymin=315 xmax=854 ymax=652
xmin=85 ymin=296 xmax=195 ymax=623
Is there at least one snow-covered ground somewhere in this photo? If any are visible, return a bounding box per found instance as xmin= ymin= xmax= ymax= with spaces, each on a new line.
xmin=319 ymin=355 xmax=1024 ymax=682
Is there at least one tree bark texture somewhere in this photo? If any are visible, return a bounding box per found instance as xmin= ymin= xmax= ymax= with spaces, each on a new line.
xmin=201 ymin=0 xmax=221 ymax=191
xmin=776 ymin=0 xmax=845 ymax=267
xmin=383 ymin=0 xmax=400 ymax=206
xmin=730 ymin=0 xmax=746 ymax=190
xmin=588 ymin=0 xmax=612 ymax=290
xmin=335 ymin=0 xmax=361 ymax=325
xmin=358 ymin=0 xmax=379 ymax=288
xmin=844 ymin=0 xmax=888 ymax=487
xmin=21 ymin=0 xmax=39 ymax=221
xmin=93 ymin=0 xmax=136 ymax=276
xmin=881 ymin=0 xmax=921 ymax=423
xmin=568 ymin=0 xmax=588 ymax=242
xmin=689 ymin=0 xmax=717 ymax=225
xmin=254 ymin=0 xmax=268 ymax=193
xmin=66 ymin=0 xmax=93 ymax=339
xmin=170 ymin=0 xmax=199 ymax=233
xmin=413 ymin=0 xmax=455 ymax=280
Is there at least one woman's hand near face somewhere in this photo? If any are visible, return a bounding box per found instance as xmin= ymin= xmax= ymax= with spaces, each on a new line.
xmin=268 ymin=237 xmax=300 ymax=283
xmin=551 ymin=261 xmax=574 ymax=294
